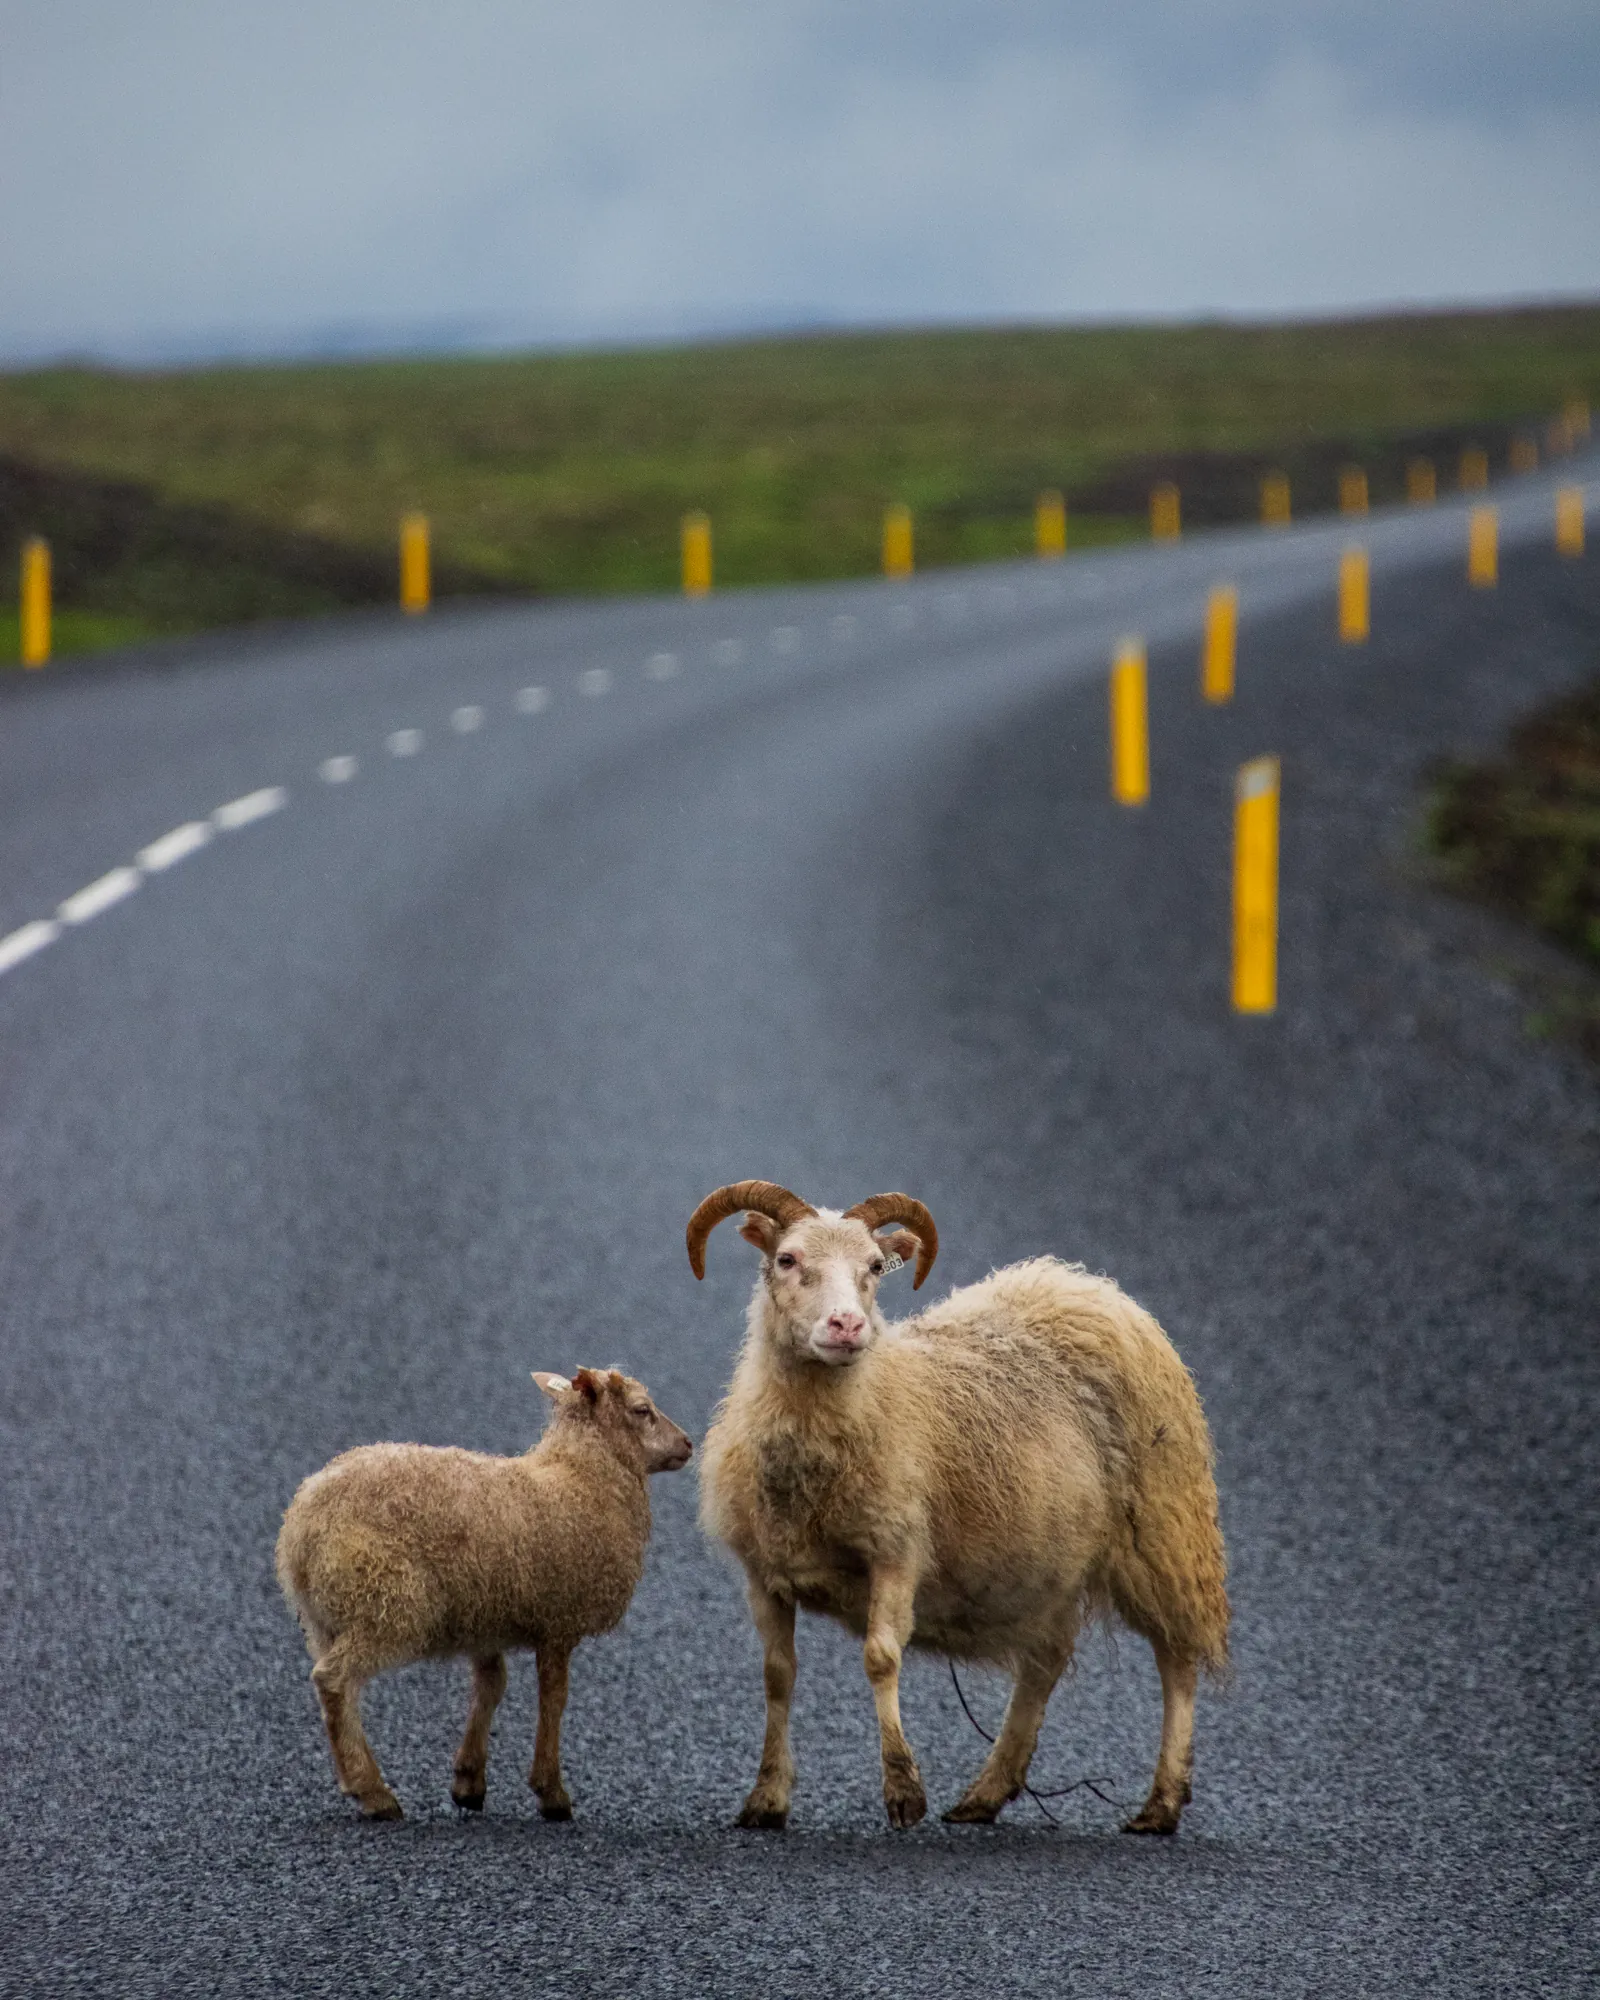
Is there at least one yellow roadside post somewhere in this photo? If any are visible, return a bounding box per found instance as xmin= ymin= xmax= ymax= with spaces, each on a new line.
xmin=1150 ymin=484 xmax=1181 ymax=543
xmin=1556 ymin=486 xmax=1585 ymax=558
xmin=1260 ymin=473 xmax=1291 ymax=527
xmin=1338 ymin=467 xmax=1368 ymax=516
xmin=1035 ymin=490 xmax=1067 ymax=558
xmin=1232 ymin=756 xmax=1280 ymax=1015
xmin=882 ymin=503 xmax=914 ymax=579
xmin=1468 ymin=505 xmax=1498 ymax=587
xmin=1338 ymin=547 xmax=1369 ymax=643
xmin=1406 ymin=458 xmax=1436 ymax=505
xmin=399 ymin=513 xmax=430 ymax=614
xmin=1110 ymin=638 xmax=1150 ymax=806
xmin=1459 ymin=446 xmax=1489 ymax=492
xmin=1202 ymin=585 xmax=1237 ymax=704
xmin=681 ymin=512 xmax=712 ymax=597
xmin=1509 ymin=436 xmax=1538 ymax=475
xmin=20 ymin=536 xmax=50 ymax=667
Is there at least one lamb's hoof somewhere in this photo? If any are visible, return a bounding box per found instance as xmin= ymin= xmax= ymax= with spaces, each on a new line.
xmin=942 ymin=1795 xmax=1003 ymax=1825
xmin=1122 ymin=1803 xmax=1180 ymax=1836
xmin=361 ymin=1795 xmax=404 ymax=1822
xmin=539 ymin=1799 xmax=574 ymax=1822
xmin=885 ymin=1786 xmax=927 ymax=1830
xmin=736 ymin=1803 xmax=789 ymax=1831
xmin=451 ymin=1787 xmax=486 ymax=1813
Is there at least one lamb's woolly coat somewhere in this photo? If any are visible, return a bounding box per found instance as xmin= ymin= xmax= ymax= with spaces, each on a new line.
xmin=278 ymin=1425 xmax=650 ymax=1666
xmin=276 ymin=1369 xmax=689 ymax=1820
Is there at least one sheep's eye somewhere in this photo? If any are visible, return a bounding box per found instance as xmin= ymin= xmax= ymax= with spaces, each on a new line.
xmin=775 ymin=1253 xmax=797 ymax=1270
xmin=869 ymin=1260 xmax=885 ymax=1276
xmin=629 ymin=1404 xmax=652 ymax=1419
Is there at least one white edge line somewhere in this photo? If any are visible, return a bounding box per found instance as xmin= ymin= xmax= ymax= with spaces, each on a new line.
xmin=213 ymin=785 xmax=287 ymax=830
xmin=58 ymin=867 xmax=142 ymax=926
xmin=0 ymin=920 xmax=61 ymax=976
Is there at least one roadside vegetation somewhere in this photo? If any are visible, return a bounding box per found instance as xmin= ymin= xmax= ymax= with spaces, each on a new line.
xmin=2 ymin=302 xmax=1597 ymax=659
xmin=1427 ymin=673 xmax=1600 ymax=1058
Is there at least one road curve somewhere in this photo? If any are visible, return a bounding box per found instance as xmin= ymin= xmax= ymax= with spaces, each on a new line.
xmin=1 ymin=463 xmax=1597 ymax=1998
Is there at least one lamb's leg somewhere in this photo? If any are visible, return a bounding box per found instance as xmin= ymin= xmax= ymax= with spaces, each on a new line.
xmin=944 ymin=1635 xmax=1075 ymax=1825
xmin=451 ymin=1653 xmax=508 ymax=1811
xmin=863 ymin=1563 xmax=925 ymax=1829
xmin=1124 ymin=1645 xmax=1197 ymax=1835
xmin=310 ymin=1641 xmax=402 ymax=1820
xmin=736 ymin=1584 xmax=797 ymax=1831
xmin=529 ymin=1644 xmax=574 ymax=1820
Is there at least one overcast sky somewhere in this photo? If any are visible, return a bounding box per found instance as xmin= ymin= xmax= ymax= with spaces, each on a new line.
xmin=4 ymin=1 xmax=1599 ymax=363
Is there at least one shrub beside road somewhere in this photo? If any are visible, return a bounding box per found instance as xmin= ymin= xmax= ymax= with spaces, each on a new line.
xmin=1427 ymin=671 xmax=1600 ymax=1056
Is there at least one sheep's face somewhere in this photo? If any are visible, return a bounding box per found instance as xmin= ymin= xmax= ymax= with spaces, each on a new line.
xmin=741 ymin=1210 xmax=921 ymax=1368
xmin=534 ymin=1368 xmax=693 ymax=1472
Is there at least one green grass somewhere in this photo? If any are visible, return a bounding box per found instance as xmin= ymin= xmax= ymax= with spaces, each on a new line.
xmin=0 ymin=609 xmax=168 ymax=666
xmin=1426 ymin=672 xmax=1600 ymax=1061
xmin=1427 ymin=675 xmax=1600 ymax=967
xmin=1 ymin=304 xmax=1597 ymax=643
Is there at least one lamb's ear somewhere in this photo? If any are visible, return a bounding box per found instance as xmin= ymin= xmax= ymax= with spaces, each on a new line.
xmin=606 ymin=1369 xmax=626 ymax=1393
xmin=739 ymin=1213 xmax=780 ymax=1256
xmin=532 ymin=1371 xmax=572 ymax=1401
xmin=570 ymin=1368 xmax=602 ymax=1403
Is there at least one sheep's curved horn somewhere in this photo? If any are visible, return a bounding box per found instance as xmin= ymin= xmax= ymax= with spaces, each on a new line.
xmin=686 ymin=1181 xmax=816 ymax=1280
xmin=843 ymin=1193 xmax=940 ymax=1290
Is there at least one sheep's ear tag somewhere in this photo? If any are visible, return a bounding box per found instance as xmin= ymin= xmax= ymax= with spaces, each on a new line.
xmin=879 ymin=1252 xmax=904 ymax=1275
xmin=532 ymin=1371 xmax=571 ymax=1399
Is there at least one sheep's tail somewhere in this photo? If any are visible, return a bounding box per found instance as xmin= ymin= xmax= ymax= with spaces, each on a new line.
xmin=1108 ymin=1422 xmax=1232 ymax=1682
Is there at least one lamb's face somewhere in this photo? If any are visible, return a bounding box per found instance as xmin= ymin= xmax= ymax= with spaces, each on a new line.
xmin=534 ymin=1367 xmax=693 ymax=1471
xmin=746 ymin=1211 xmax=920 ymax=1368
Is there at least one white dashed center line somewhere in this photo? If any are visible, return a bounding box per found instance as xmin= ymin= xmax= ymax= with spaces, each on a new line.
xmin=0 ymin=569 xmax=1087 ymax=991
xmin=59 ymin=868 xmax=142 ymax=925
xmin=213 ymin=787 xmax=287 ymax=830
xmin=0 ymin=920 xmax=61 ymax=974
xmin=137 ymin=822 xmax=212 ymax=872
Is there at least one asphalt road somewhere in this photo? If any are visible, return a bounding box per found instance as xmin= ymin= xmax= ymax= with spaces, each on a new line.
xmin=0 ymin=468 xmax=1596 ymax=1998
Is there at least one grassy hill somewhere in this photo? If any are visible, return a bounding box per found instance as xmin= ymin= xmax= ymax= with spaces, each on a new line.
xmin=2 ymin=304 xmax=1597 ymax=659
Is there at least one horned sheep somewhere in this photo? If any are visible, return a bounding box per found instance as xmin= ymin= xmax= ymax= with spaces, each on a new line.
xmin=689 ymin=1181 xmax=1229 ymax=1835
xmin=276 ymin=1366 xmax=692 ymax=1820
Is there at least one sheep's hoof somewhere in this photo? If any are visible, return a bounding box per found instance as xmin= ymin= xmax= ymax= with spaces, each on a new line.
xmin=539 ymin=1798 xmax=574 ymax=1822
xmin=736 ymin=1803 xmax=789 ymax=1831
xmin=451 ymin=1787 xmax=486 ymax=1813
xmin=361 ymin=1794 xmax=404 ymax=1822
xmin=942 ymin=1794 xmax=1003 ymax=1825
xmin=884 ymin=1786 xmax=927 ymax=1830
xmin=1122 ymin=1802 xmax=1180 ymax=1836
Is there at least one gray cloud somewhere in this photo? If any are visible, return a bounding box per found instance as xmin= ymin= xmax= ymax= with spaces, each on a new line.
xmin=2 ymin=1 xmax=1597 ymax=361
